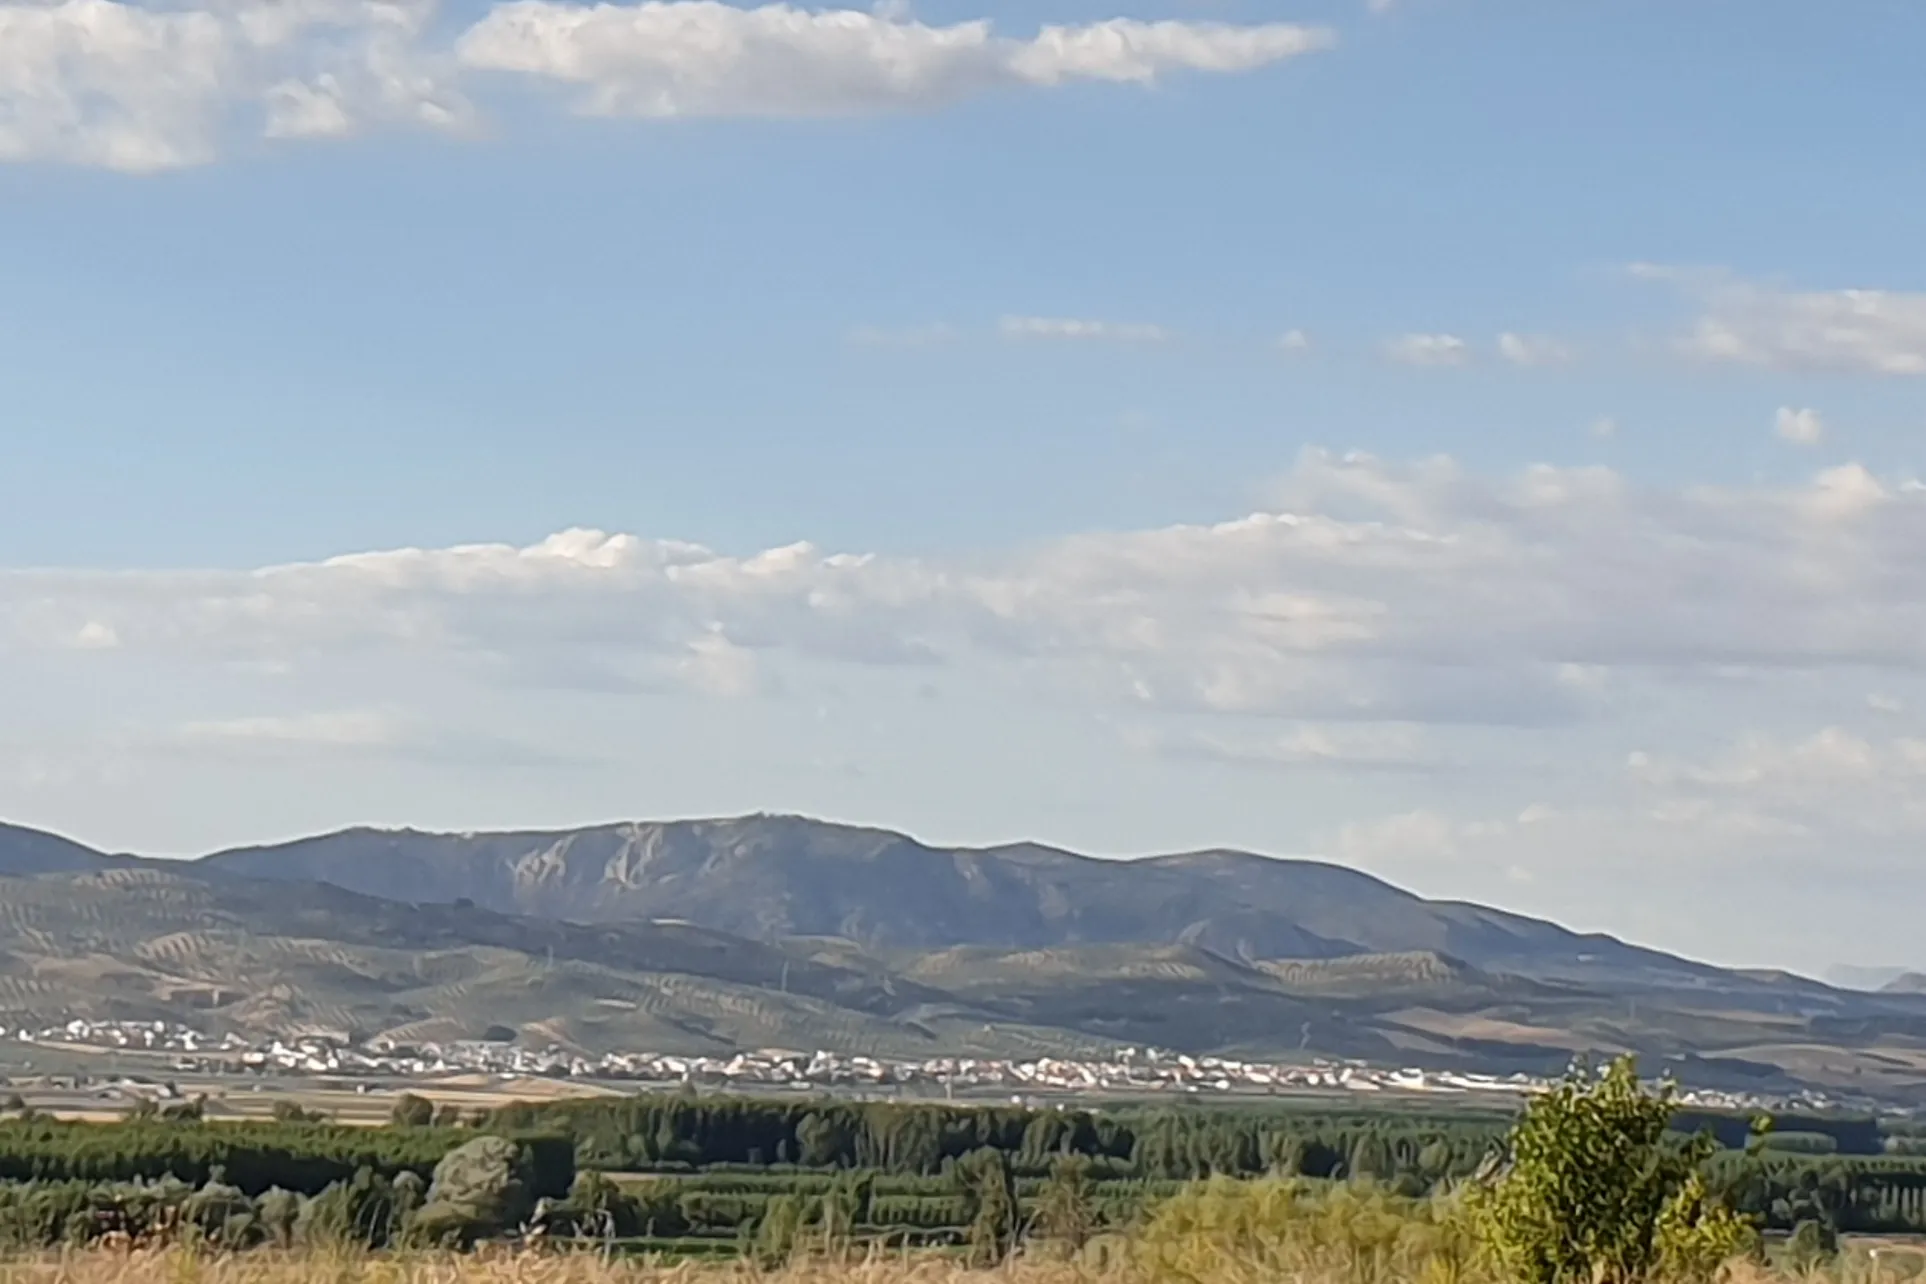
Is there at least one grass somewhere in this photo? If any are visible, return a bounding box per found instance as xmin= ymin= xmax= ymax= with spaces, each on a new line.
xmin=2 ymin=1245 xmax=1926 ymax=1284
xmin=2 ymin=1178 xmax=1923 ymax=1284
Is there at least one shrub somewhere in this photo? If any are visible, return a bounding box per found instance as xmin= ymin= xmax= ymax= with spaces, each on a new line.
xmin=1467 ymin=1056 xmax=1757 ymax=1284
xmin=1133 ymin=1178 xmax=1477 ymax=1284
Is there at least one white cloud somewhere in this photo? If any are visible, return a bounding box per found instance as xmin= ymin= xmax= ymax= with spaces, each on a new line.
xmin=1151 ymin=723 xmax=1442 ymax=772
xmin=1648 ymin=267 xmax=1926 ymax=376
xmin=177 ymin=709 xmax=407 ymax=750
xmin=1385 ymin=333 xmax=1469 ymax=367
xmin=14 ymin=453 xmax=1926 ymax=733
xmin=0 ymin=0 xmax=1325 ymax=168
xmin=454 ymin=3 xmax=1333 ymax=118
xmin=1775 ymin=405 xmax=1826 ymax=446
xmin=1588 ymin=416 xmax=1619 ymax=440
xmin=1276 ymin=329 xmax=1311 ymax=352
xmin=166 ymin=708 xmax=583 ymax=766
xmin=1496 ymin=332 xmax=1572 ymax=367
xmin=0 ymin=0 xmax=465 ymax=169
xmin=1628 ymin=727 xmax=1926 ymax=794
xmin=999 ymin=315 xmax=1170 ymax=343
xmin=72 ymin=621 xmax=120 ymax=650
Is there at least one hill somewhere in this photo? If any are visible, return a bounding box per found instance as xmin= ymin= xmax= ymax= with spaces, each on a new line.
xmin=5 ymin=814 xmax=1926 ymax=1099
xmin=196 ymin=815 xmax=1729 ymax=990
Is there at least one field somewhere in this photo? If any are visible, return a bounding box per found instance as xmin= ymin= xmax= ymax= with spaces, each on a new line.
xmin=0 ymin=1230 xmax=1925 ymax=1284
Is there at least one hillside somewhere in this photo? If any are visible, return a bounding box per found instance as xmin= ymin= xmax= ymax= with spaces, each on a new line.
xmin=196 ymin=816 xmax=1729 ymax=990
xmin=5 ymin=815 xmax=1926 ymax=1098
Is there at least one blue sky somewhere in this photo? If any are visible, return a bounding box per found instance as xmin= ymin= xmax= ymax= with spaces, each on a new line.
xmin=4 ymin=0 xmax=1926 ymax=974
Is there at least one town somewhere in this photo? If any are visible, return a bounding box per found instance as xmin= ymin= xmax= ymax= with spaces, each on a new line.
xmin=6 ymin=1019 xmax=1850 ymax=1117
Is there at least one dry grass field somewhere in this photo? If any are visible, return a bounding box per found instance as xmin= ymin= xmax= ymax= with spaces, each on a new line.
xmin=0 ymin=1246 xmax=1919 ymax=1284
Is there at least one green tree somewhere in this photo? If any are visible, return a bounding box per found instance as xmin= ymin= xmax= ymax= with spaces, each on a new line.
xmin=1469 ymin=1056 xmax=1757 ymax=1284
xmin=413 ymin=1134 xmax=534 ymax=1245
xmin=1031 ymin=1153 xmax=1098 ymax=1256
xmin=390 ymin=1094 xmax=436 ymax=1128
xmin=756 ymin=1193 xmax=804 ymax=1267
xmin=956 ymin=1147 xmax=1018 ymax=1267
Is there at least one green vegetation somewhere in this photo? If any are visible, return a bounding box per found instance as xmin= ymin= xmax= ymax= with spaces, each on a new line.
xmin=1466 ymin=1058 xmax=1755 ymax=1284
xmin=490 ymin=1095 xmax=1514 ymax=1183
xmin=0 ymin=1118 xmax=572 ymax=1250
xmin=0 ymin=1064 xmax=1920 ymax=1271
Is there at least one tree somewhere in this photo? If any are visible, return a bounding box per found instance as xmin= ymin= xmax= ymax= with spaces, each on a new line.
xmin=955 ymin=1147 xmax=1018 ymax=1267
xmin=1469 ymin=1056 xmax=1757 ymax=1284
xmin=756 ymin=1194 xmax=804 ymax=1267
xmin=1031 ymin=1153 xmax=1098 ymax=1256
xmin=391 ymin=1093 xmax=435 ymax=1128
xmin=413 ymin=1134 xmax=534 ymax=1245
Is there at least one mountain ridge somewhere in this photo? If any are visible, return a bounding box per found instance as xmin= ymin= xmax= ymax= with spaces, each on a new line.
xmin=181 ymin=814 xmax=1730 ymax=988
xmin=0 ymin=813 xmax=1779 ymax=989
xmin=9 ymin=815 xmax=1926 ymax=1098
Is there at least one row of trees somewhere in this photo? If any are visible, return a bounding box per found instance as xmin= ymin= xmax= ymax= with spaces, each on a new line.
xmin=0 ymin=1118 xmax=574 ymax=1201
xmin=490 ymin=1095 xmax=1516 ymax=1183
xmin=0 ymin=1135 xmax=566 ymax=1251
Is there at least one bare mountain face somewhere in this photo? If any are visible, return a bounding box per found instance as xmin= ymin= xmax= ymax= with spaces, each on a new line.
xmin=6 ymin=814 xmax=1926 ymax=1099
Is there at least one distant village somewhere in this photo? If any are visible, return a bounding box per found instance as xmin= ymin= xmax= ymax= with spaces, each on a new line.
xmin=8 ymin=1019 xmax=1848 ymax=1117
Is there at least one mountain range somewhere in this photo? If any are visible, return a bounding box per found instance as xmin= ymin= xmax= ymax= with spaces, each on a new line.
xmin=6 ymin=814 xmax=1926 ymax=1101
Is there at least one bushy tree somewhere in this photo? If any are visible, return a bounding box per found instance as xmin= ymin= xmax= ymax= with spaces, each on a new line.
xmin=1031 ymin=1153 xmax=1098 ymax=1256
xmin=955 ymin=1147 xmax=1018 ymax=1266
xmin=411 ymin=1134 xmax=533 ymax=1245
xmin=1469 ymin=1056 xmax=1756 ymax=1284
xmin=391 ymin=1094 xmax=435 ymax=1128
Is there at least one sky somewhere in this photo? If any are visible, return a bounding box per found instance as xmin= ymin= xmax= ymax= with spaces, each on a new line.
xmin=3 ymin=0 xmax=1926 ymax=977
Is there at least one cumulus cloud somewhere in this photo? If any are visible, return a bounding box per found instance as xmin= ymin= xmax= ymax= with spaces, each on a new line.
xmin=999 ymin=315 xmax=1171 ymax=343
xmin=13 ymin=453 xmax=1926 ymax=732
xmin=0 ymin=0 xmax=465 ymax=169
xmin=0 ymin=0 xmax=1327 ymax=168
xmin=1775 ymin=406 xmax=1826 ymax=446
xmin=1647 ymin=267 xmax=1926 ymax=376
xmin=1385 ymin=333 xmax=1469 ymax=367
xmin=454 ymin=3 xmax=1334 ymax=117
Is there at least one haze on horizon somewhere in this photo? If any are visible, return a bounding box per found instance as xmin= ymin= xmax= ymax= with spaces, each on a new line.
xmin=3 ymin=0 xmax=1924 ymax=979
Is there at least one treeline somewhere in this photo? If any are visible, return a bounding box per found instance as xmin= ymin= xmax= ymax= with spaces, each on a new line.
xmin=0 ymin=1118 xmax=573 ymax=1200
xmin=489 ymin=1096 xmax=1513 ymax=1186
xmin=0 ymin=1131 xmax=576 ymax=1251
xmin=1709 ymin=1151 xmax=1926 ymax=1235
